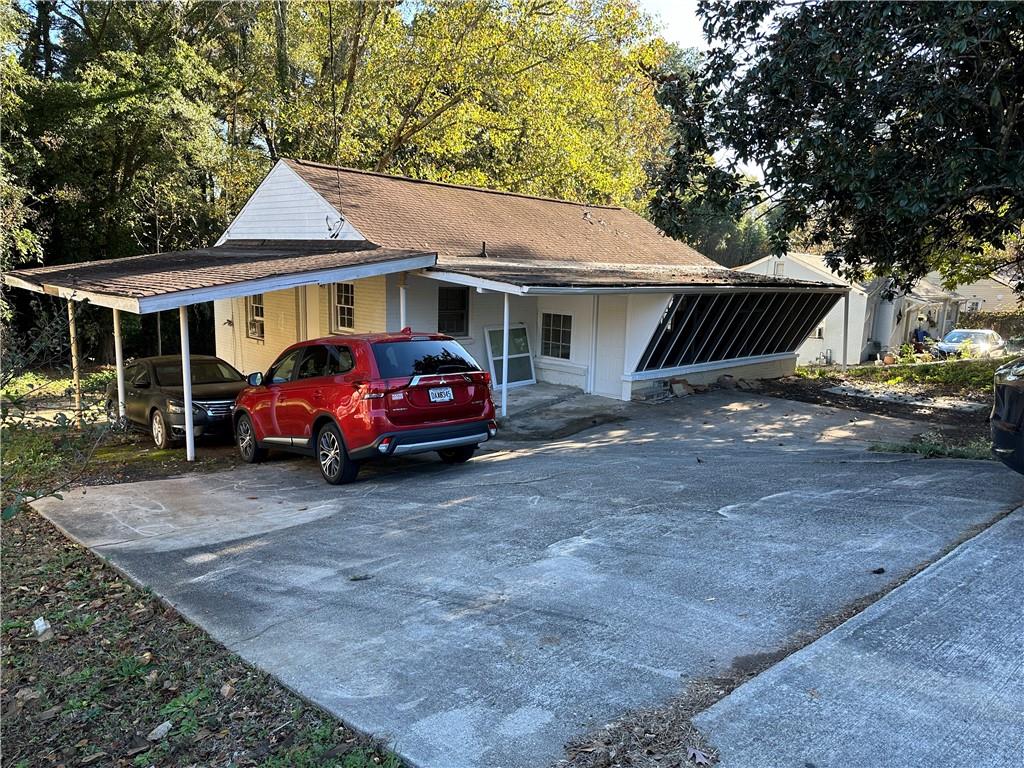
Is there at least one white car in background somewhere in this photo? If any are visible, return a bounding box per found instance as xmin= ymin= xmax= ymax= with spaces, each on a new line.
xmin=934 ymin=329 xmax=1007 ymax=358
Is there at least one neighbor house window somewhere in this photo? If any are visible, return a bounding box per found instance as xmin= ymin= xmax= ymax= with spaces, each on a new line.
xmin=808 ymin=324 xmax=825 ymax=340
xmin=541 ymin=313 xmax=572 ymax=359
xmin=967 ymin=300 xmax=981 ymax=312
xmin=331 ymin=283 xmax=355 ymax=331
xmin=437 ymin=286 xmax=469 ymax=336
xmin=246 ymin=294 xmax=265 ymax=339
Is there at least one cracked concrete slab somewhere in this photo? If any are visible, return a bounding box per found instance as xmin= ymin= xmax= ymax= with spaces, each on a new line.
xmin=695 ymin=508 xmax=1024 ymax=768
xmin=31 ymin=393 xmax=1024 ymax=768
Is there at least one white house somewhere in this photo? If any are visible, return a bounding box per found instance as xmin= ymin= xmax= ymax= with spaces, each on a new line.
xmin=212 ymin=159 xmax=845 ymax=400
xmin=936 ymin=272 xmax=1017 ymax=313
xmin=740 ymin=252 xmax=963 ymax=363
xmin=4 ymin=157 xmax=848 ymax=467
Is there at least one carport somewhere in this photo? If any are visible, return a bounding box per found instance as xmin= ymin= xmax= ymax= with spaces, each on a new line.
xmin=3 ymin=240 xmax=436 ymax=460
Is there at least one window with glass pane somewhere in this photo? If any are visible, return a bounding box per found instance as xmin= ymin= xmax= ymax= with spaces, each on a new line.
xmin=246 ymin=295 xmax=265 ymax=339
xmin=541 ymin=313 xmax=572 ymax=359
xmin=437 ymin=286 xmax=469 ymax=336
xmin=332 ymin=283 xmax=354 ymax=330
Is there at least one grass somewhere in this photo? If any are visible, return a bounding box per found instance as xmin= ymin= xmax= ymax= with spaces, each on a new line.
xmin=796 ymin=355 xmax=1012 ymax=393
xmin=1 ymin=509 xmax=402 ymax=767
xmin=1 ymin=366 xmax=115 ymax=401
xmin=871 ymin=430 xmax=994 ymax=460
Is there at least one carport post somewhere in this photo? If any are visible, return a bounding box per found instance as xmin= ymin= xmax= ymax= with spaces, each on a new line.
xmin=841 ymin=291 xmax=850 ymax=372
xmin=67 ymin=300 xmax=83 ymax=430
xmin=179 ymin=306 xmax=195 ymax=462
xmin=399 ymin=274 xmax=408 ymax=329
xmin=112 ymin=308 xmax=126 ymax=419
xmin=501 ymin=292 xmax=510 ymax=418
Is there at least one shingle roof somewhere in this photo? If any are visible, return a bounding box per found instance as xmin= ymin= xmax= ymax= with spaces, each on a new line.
xmin=432 ymin=258 xmax=845 ymax=292
xmin=3 ymin=240 xmax=435 ymax=312
xmin=284 ymin=158 xmax=714 ymax=269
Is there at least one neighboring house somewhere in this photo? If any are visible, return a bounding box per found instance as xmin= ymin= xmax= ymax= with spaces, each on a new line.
xmin=210 ymin=159 xmax=844 ymax=400
xmin=740 ymin=253 xmax=962 ymax=363
xmin=934 ymin=272 xmax=1017 ymax=313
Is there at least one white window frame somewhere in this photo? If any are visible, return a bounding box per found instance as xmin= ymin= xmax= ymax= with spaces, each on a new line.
xmin=484 ymin=322 xmax=536 ymax=389
xmin=246 ymin=294 xmax=265 ymax=340
xmin=539 ymin=311 xmax=574 ymax=361
xmin=331 ymin=283 xmax=355 ymax=332
xmin=808 ymin=323 xmax=825 ymax=340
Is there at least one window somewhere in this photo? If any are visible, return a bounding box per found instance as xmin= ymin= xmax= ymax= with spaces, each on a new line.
xmin=154 ymin=360 xmax=243 ymax=386
xmin=967 ymin=300 xmax=981 ymax=312
xmin=541 ymin=313 xmax=572 ymax=360
xmin=325 ymin=345 xmax=355 ymax=375
xmin=808 ymin=324 xmax=825 ymax=340
xmin=331 ymin=283 xmax=355 ymax=331
xmin=296 ymin=346 xmax=329 ymax=380
xmin=773 ymin=261 xmax=785 ymax=276
xmin=246 ymin=294 xmax=265 ymax=339
xmin=372 ymin=339 xmax=480 ymax=378
xmin=484 ymin=324 xmax=535 ymax=387
xmin=266 ymin=349 xmax=303 ymax=384
xmin=437 ymin=286 xmax=469 ymax=337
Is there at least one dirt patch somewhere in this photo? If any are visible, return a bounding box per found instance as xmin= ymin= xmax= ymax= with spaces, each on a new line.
xmin=1 ymin=510 xmax=400 ymax=768
xmin=760 ymin=375 xmax=991 ymax=446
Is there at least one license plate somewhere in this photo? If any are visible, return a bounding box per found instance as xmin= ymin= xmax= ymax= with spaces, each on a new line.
xmin=428 ymin=386 xmax=454 ymax=403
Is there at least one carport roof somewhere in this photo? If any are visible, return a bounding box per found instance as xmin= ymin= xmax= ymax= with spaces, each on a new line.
xmin=2 ymin=240 xmax=437 ymax=314
xmin=424 ymin=258 xmax=849 ymax=295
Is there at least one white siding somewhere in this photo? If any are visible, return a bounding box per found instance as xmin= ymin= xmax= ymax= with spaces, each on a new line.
xmin=218 ymin=161 xmax=364 ymax=243
xmin=738 ymin=255 xmax=869 ymax=364
xmin=535 ymin=295 xmax=594 ymax=391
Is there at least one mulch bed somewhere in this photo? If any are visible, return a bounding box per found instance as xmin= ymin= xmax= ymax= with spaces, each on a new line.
xmin=1 ymin=510 xmax=398 ymax=768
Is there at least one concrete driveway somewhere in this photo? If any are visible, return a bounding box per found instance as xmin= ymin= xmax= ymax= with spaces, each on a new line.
xmin=33 ymin=392 xmax=1024 ymax=768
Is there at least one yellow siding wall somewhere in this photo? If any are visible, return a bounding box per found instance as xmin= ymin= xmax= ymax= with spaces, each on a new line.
xmin=215 ymin=288 xmax=300 ymax=374
xmin=214 ymin=277 xmax=389 ymax=375
xmin=317 ymin=276 xmax=387 ymax=335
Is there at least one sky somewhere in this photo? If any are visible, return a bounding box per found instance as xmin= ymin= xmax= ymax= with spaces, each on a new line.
xmin=637 ymin=0 xmax=707 ymax=51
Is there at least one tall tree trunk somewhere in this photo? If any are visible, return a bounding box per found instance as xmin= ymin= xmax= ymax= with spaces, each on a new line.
xmin=273 ymin=0 xmax=290 ymax=100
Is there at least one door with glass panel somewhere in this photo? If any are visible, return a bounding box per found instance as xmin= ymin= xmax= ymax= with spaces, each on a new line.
xmin=484 ymin=323 xmax=536 ymax=388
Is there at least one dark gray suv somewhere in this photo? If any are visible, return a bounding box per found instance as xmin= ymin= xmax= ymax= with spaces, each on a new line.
xmin=105 ymin=355 xmax=246 ymax=449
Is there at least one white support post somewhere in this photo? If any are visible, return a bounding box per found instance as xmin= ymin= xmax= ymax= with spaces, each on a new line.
xmin=399 ymin=276 xmax=408 ymax=330
xmin=179 ymin=306 xmax=195 ymax=462
xmin=113 ymin=308 xmax=126 ymax=418
xmin=501 ymin=292 xmax=510 ymax=418
xmin=588 ymin=295 xmax=599 ymax=394
xmin=842 ymin=291 xmax=850 ymax=372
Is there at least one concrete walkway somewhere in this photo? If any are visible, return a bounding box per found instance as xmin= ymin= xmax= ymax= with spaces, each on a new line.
xmin=31 ymin=393 xmax=1024 ymax=768
xmin=696 ymin=509 xmax=1024 ymax=768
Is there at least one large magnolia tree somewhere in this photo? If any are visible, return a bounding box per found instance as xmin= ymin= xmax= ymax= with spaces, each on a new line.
xmin=651 ymin=1 xmax=1024 ymax=293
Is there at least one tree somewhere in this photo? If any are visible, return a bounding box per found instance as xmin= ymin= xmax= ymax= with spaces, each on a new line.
xmin=651 ymin=1 xmax=1024 ymax=293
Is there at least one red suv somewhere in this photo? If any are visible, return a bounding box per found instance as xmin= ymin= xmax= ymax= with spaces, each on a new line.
xmin=232 ymin=331 xmax=497 ymax=484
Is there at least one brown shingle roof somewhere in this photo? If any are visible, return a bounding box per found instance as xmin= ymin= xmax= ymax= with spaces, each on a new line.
xmin=284 ymin=158 xmax=713 ymax=268
xmin=3 ymin=240 xmax=435 ymax=312
xmin=432 ymin=258 xmax=845 ymax=292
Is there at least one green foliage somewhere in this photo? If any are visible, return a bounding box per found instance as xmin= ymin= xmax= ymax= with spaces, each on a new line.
xmin=655 ymin=1 xmax=1024 ymax=291
xmin=871 ymin=431 xmax=993 ymax=461
xmin=959 ymin=310 xmax=1024 ymax=340
xmin=839 ymin=357 xmax=1008 ymax=391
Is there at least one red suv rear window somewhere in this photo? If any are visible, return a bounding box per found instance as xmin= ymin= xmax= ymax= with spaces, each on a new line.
xmin=371 ymin=339 xmax=481 ymax=378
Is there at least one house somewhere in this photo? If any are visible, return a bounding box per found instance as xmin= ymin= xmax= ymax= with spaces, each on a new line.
xmin=935 ymin=272 xmax=1017 ymax=313
xmin=3 ymin=158 xmax=845 ymax=460
xmin=212 ymin=159 xmax=845 ymax=400
xmin=740 ymin=252 xmax=962 ymax=363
